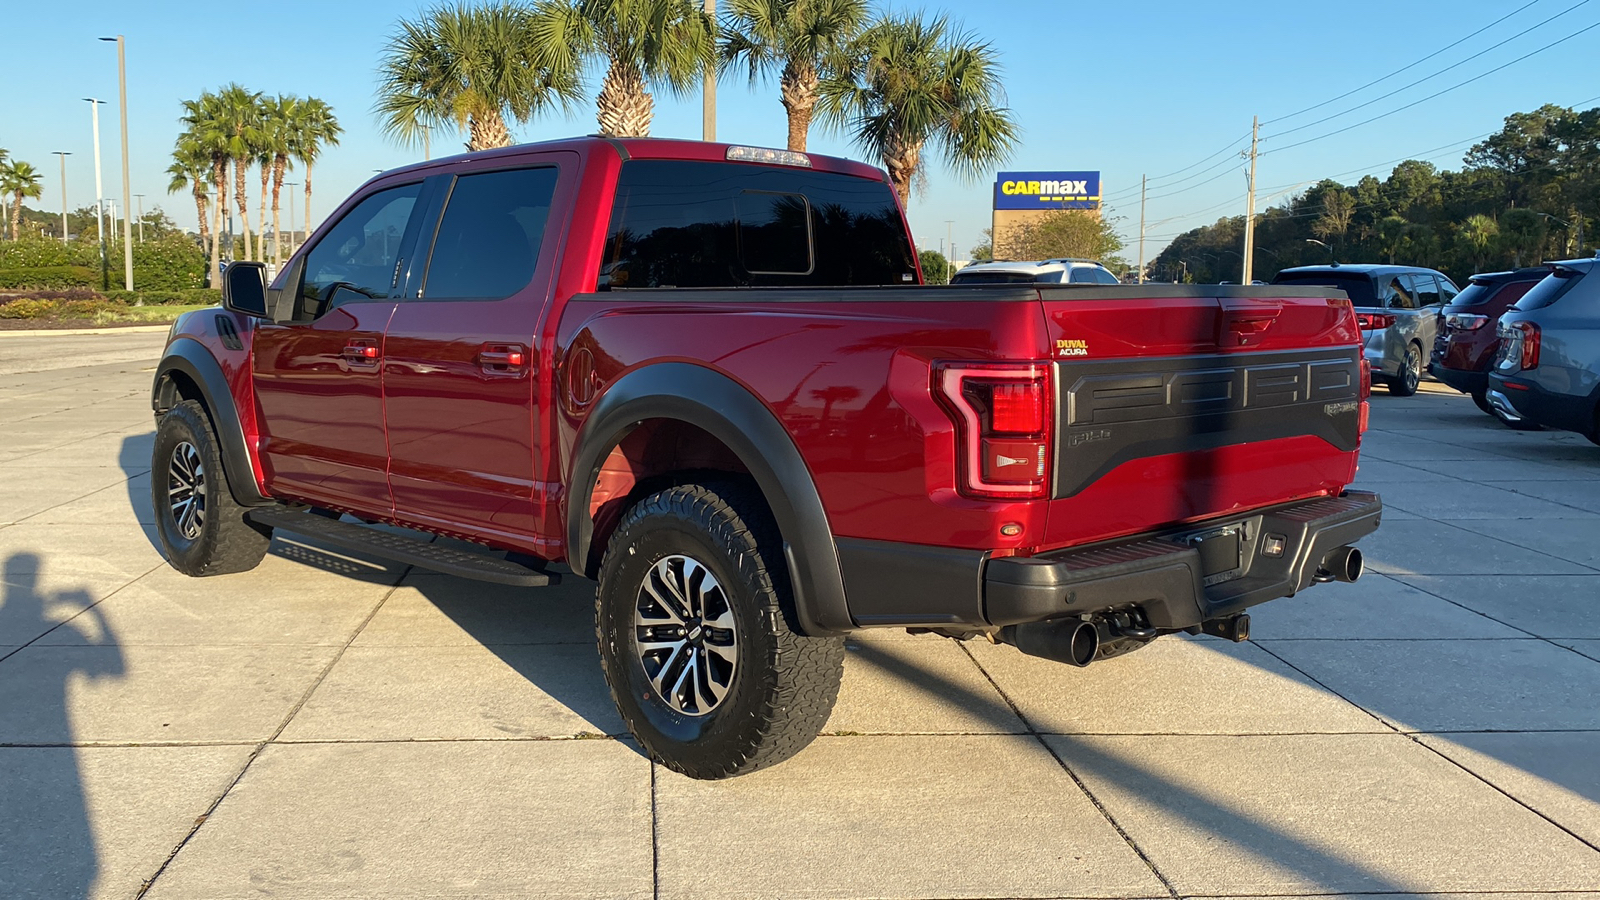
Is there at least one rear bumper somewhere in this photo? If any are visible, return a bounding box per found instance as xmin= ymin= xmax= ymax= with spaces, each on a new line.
xmin=985 ymin=492 xmax=1382 ymax=629
xmin=1488 ymin=373 xmax=1595 ymax=434
xmin=838 ymin=492 xmax=1383 ymax=632
xmin=1431 ymin=364 xmax=1486 ymax=397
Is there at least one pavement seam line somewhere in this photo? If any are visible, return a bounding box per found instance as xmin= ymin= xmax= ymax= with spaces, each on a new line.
xmin=133 ymin=565 xmax=409 ymax=899
xmin=650 ymin=761 xmax=661 ymax=900
xmin=1251 ymin=638 xmax=1600 ymax=857
xmin=1371 ymin=512 xmax=1600 ymax=575
xmin=955 ymin=641 xmax=1181 ymax=900
xmin=1380 ymin=576 xmax=1600 ymax=664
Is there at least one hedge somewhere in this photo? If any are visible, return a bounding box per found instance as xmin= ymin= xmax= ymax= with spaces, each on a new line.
xmin=104 ymin=288 xmax=221 ymax=306
xmin=0 ymin=235 xmax=206 ymax=291
xmin=0 ymin=266 xmax=98 ymax=289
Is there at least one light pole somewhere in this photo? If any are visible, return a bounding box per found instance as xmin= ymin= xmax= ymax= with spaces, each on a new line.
xmin=1305 ymin=238 xmax=1335 ymax=265
xmin=51 ymin=151 xmax=70 ymax=243
xmin=101 ymin=36 xmax=134 ymax=289
xmin=85 ymin=97 xmax=108 ymax=290
xmin=1538 ymin=213 xmax=1580 ymax=257
xmin=944 ymin=219 xmax=954 ymax=283
xmin=702 ymin=0 xmax=716 ymax=141
xmin=282 ymin=183 xmax=298 ymax=257
xmin=134 ymin=193 xmax=145 ymax=242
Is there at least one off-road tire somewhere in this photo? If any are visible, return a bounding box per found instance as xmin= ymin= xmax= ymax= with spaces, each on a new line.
xmin=1388 ymin=343 xmax=1423 ymax=396
xmin=151 ymin=399 xmax=272 ymax=576
xmin=596 ymin=481 xmax=845 ymax=780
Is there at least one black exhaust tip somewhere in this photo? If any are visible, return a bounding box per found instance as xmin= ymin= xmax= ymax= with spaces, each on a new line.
xmin=1000 ymin=619 xmax=1102 ymax=667
xmin=1318 ymin=545 xmax=1364 ymax=583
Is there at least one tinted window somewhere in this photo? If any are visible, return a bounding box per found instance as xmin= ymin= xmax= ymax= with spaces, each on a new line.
xmin=1408 ymin=273 xmax=1441 ymax=306
xmin=299 ymin=183 xmax=420 ymax=316
xmin=1270 ymin=271 xmax=1377 ymax=306
xmin=1094 ymin=268 xmax=1121 ymax=284
xmin=1440 ymin=278 xmax=1459 ymax=303
xmin=1382 ymin=276 xmax=1416 ymax=309
xmin=1068 ymin=267 xmax=1099 ymax=283
xmin=1516 ymin=266 xmax=1592 ymax=310
xmin=1445 ymin=281 xmax=1495 ymax=308
xmin=949 ymin=270 xmax=1042 ymax=285
xmin=421 ymin=167 xmax=558 ymax=301
xmin=601 ymin=160 xmax=916 ymax=288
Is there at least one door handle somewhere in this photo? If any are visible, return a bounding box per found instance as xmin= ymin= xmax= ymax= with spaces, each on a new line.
xmin=343 ymin=340 xmax=380 ymax=366
xmin=478 ymin=343 xmax=529 ymax=375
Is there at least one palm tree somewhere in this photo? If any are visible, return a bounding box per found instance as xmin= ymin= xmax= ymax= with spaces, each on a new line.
xmin=180 ymin=91 xmax=232 ymax=285
xmin=377 ymin=2 xmax=582 ymax=153
xmin=213 ymin=84 xmax=264 ymax=262
xmin=532 ymin=0 xmax=717 ymax=137
xmin=818 ymin=12 xmax=1019 ymax=206
xmin=290 ymin=97 xmax=342 ymax=250
xmin=720 ymin=0 xmax=869 ymax=152
xmin=1460 ymin=214 xmax=1498 ymax=270
xmin=267 ymin=95 xmax=301 ymax=265
xmin=167 ymin=137 xmax=212 ymax=248
xmin=254 ymin=95 xmax=294 ymax=262
xmin=0 ymin=160 xmax=44 ymax=240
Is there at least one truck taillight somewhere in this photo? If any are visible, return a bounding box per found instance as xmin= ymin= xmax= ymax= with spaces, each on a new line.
xmin=1356 ymin=312 xmax=1397 ymax=330
xmin=938 ymin=363 xmax=1051 ymax=499
xmin=1358 ymin=359 xmax=1371 ymax=434
xmin=1513 ymin=321 xmax=1541 ymax=369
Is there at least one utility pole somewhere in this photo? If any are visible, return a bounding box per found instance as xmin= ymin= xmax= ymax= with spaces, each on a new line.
xmin=135 ymin=193 xmax=145 ymax=242
xmin=1138 ymin=174 xmax=1147 ymax=284
xmin=1242 ymin=115 xmax=1259 ymax=285
xmin=103 ymin=35 xmax=134 ymax=289
xmin=702 ymin=0 xmax=717 ymax=141
xmin=52 ymin=152 xmax=70 ymax=243
xmin=934 ymin=219 xmax=947 ymax=281
xmin=86 ymin=97 xmax=108 ymax=291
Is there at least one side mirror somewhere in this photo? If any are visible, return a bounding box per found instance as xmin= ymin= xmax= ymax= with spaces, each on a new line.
xmin=221 ymin=261 xmax=268 ymax=317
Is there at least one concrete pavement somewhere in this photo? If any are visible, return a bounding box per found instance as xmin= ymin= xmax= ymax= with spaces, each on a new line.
xmin=2 ymin=329 xmax=1599 ymax=899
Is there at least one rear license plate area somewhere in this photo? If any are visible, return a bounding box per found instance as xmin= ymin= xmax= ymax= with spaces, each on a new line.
xmin=1188 ymin=527 xmax=1243 ymax=586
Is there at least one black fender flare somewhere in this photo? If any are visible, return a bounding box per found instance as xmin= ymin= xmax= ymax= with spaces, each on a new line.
xmin=566 ymin=362 xmax=851 ymax=636
xmin=151 ymin=338 xmax=272 ymax=506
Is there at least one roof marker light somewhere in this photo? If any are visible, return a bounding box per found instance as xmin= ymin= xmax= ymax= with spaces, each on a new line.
xmin=726 ymin=146 xmax=812 ymax=167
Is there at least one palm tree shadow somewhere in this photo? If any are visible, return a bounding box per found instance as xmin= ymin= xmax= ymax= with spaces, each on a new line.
xmin=0 ymin=553 xmax=124 ymax=899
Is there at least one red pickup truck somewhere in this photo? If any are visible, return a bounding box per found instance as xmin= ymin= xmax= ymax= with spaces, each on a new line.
xmin=150 ymin=137 xmax=1380 ymax=778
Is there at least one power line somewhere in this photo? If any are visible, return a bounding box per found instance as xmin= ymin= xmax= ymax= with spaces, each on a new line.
xmin=1267 ymin=0 xmax=1592 ymax=141
xmin=1262 ymin=20 xmax=1600 ymax=156
xmin=1261 ymin=0 xmax=1553 ymax=127
xmin=1101 ymin=132 xmax=1252 ymax=201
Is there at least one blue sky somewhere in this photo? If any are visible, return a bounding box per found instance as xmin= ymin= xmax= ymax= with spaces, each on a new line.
xmin=3 ymin=0 xmax=1596 ymax=261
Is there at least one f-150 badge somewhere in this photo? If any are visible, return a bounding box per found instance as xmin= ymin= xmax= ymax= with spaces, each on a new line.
xmin=1056 ymin=339 xmax=1089 ymax=358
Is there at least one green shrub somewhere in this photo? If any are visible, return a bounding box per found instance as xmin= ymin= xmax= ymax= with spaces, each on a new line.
xmin=0 ymin=266 xmax=98 ymax=289
xmin=56 ymin=298 xmax=122 ymax=319
xmin=103 ymin=287 xmax=220 ymax=306
xmin=0 ymin=235 xmax=206 ymax=291
xmin=0 ymin=298 xmax=59 ymax=319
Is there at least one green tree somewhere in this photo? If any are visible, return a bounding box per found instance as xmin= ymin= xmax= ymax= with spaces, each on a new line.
xmin=918 ymin=248 xmax=949 ymax=284
xmin=179 ymin=90 xmax=233 ymax=285
xmin=1459 ymin=214 xmax=1498 ymax=270
xmin=0 ymin=160 xmax=44 ymax=240
xmin=532 ymin=0 xmax=717 ymax=138
xmin=1311 ymin=187 xmax=1354 ymax=247
xmin=166 ymin=137 xmax=212 ymax=247
xmin=720 ymin=0 xmax=869 ymax=151
xmin=999 ymin=208 xmax=1124 ymax=263
xmin=216 ymin=84 xmax=265 ymax=262
xmin=377 ymin=2 xmax=582 ymax=152
xmin=968 ymin=228 xmax=993 ymax=261
xmin=1499 ymin=208 xmax=1548 ymax=267
xmin=289 ymin=97 xmax=342 ymax=255
xmin=818 ymin=12 xmax=1018 ymax=206
xmin=263 ymin=95 xmax=299 ymax=265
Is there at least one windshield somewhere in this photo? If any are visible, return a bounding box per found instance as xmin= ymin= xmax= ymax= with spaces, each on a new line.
xmin=950 ymin=270 xmax=1048 ymax=285
xmin=1271 ymin=271 xmax=1376 ymax=306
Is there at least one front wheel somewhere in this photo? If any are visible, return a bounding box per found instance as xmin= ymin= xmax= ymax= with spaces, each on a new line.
xmin=1388 ymin=343 xmax=1423 ymax=396
xmin=596 ymin=482 xmax=845 ymax=780
xmin=151 ymin=400 xmax=272 ymax=576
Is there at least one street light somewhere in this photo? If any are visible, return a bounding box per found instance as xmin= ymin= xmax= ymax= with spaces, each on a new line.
xmin=51 ymin=151 xmax=70 ymax=243
xmin=1538 ymin=213 xmax=1583 ymax=256
xmin=1305 ymin=238 xmax=1335 ymax=264
xmin=134 ymin=193 xmax=145 ymax=242
xmin=84 ymin=97 xmax=108 ymax=290
xmin=100 ymin=36 xmax=134 ymax=289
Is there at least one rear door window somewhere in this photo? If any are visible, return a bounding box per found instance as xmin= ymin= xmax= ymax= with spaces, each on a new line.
xmin=600 ymin=159 xmax=917 ymax=288
xmin=419 ymin=166 xmax=559 ymax=301
xmin=1382 ymin=276 xmax=1416 ymax=309
xmin=1408 ymin=273 xmax=1441 ymax=306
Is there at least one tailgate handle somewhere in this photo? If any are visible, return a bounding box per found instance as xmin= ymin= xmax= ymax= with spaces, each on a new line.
xmin=1220 ymin=303 xmax=1282 ymax=346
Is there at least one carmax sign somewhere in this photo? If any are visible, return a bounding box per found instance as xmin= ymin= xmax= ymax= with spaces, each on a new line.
xmin=994 ymin=171 xmax=1101 ymax=210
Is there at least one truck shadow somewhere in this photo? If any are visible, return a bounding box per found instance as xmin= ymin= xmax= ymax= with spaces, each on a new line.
xmin=120 ymin=432 xmax=160 ymax=554
xmin=0 ymin=553 xmax=125 ymax=900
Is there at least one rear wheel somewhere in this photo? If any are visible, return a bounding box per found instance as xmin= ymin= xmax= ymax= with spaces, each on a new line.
xmin=1388 ymin=343 xmax=1422 ymax=396
xmin=596 ymin=481 xmax=845 ymax=779
xmin=151 ymin=400 xmax=272 ymax=576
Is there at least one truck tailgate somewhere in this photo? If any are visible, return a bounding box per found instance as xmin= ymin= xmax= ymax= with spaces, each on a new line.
xmin=1039 ymin=286 xmax=1363 ymax=548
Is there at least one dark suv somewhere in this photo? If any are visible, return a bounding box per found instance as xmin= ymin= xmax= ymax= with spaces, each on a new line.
xmin=1430 ymin=267 xmax=1547 ymax=428
xmin=1272 ymin=264 xmax=1459 ymax=395
xmin=1490 ymin=257 xmax=1600 ymax=443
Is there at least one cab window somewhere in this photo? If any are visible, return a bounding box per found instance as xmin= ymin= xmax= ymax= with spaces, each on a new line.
xmin=419 ymin=167 xmax=559 ymax=301
xmin=294 ymin=183 xmax=421 ymax=318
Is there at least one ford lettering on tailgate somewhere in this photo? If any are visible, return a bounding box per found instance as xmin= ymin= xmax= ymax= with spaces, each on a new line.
xmin=1054 ymin=348 xmax=1362 ymax=497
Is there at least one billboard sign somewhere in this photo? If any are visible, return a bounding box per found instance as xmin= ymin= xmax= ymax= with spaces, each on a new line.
xmin=994 ymin=171 xmax=1101 ymax=210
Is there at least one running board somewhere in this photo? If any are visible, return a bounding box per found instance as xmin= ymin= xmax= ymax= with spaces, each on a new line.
xmin=247 ymin=508 xmax=559 ymax=587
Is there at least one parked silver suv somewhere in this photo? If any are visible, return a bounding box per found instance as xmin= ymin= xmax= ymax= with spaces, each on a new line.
xmin=951 ymin=258 xmax=1121 ymax=285
xmin=1271 ymin=264 xmax=1459 ymax=395
xmin=1489 ymin=257 xmax=1600 ymax=443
